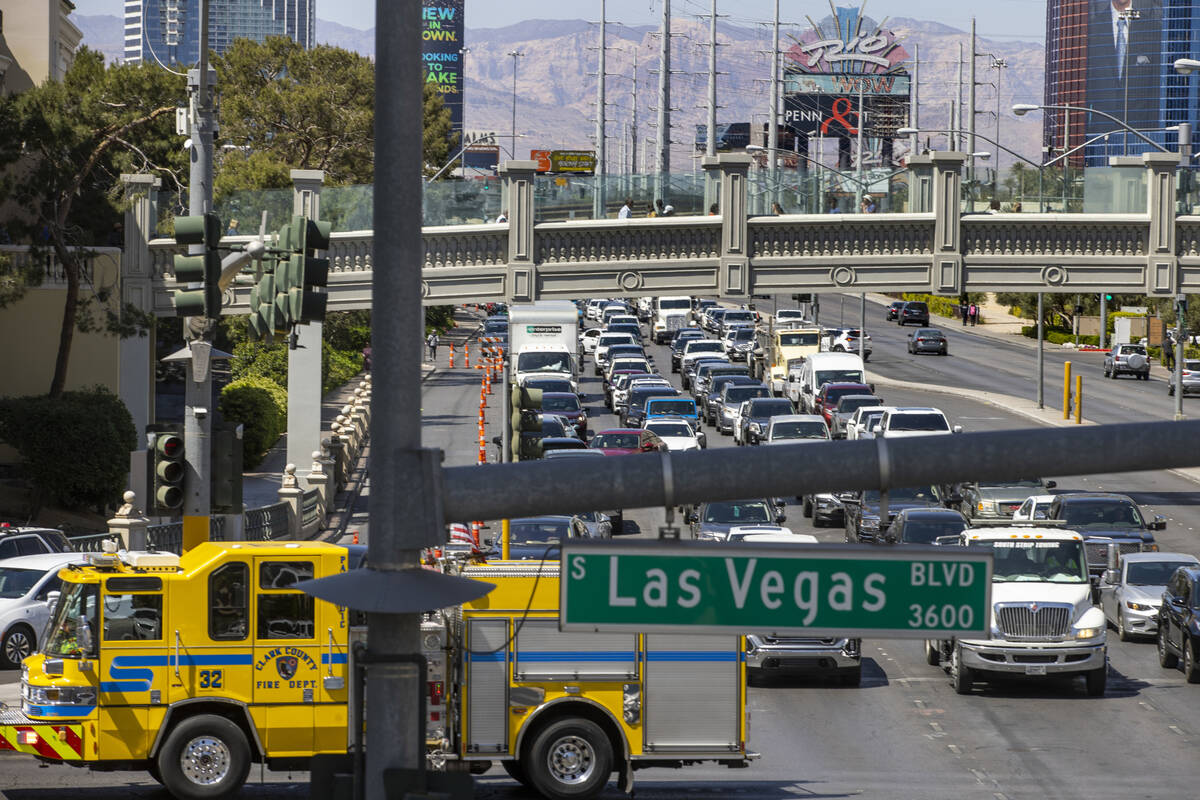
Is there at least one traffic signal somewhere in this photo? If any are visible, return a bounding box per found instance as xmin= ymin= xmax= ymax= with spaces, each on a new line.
xmin=510 ymin=386 xmax=543 ymax=462
xmin=1104 ymin=294 xmax=1114 ymax=302
xmin=247 ymin=251 xmax=283 ymax=343
xmin=172 ymin=213 xmax=223 ymax=320
xmin=278 ymin=215 xmax=331 ymax=325
xmin=792 ymin=293 xmax=813 ymax=304
xmin=148 ymin=424 xmax=185 ymax=515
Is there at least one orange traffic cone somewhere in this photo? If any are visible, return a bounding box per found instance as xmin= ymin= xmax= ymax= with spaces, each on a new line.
xmin=448 ymin=343 xmax=455 ymax=368
xmin=464 ymin=343 xmax=471 ymax=369
xmin=352 ymin=530 xmax=359 ymax=544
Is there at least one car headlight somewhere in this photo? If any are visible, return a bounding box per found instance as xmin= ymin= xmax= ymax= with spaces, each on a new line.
xmin=860 ymin=518 xmax=880 ymax=531
xmin=979 ymin=500 xmax=997 ymax=513
xmin=1074 ymin=625 xmax=1104 ymax=640
xmin=1126 ymin=601 xmax=1154 ymax=611
xmin=1145 ymin=544 xmax=1159 ymax=552
xmin=749 ymin=423 xmax=761 ymax=433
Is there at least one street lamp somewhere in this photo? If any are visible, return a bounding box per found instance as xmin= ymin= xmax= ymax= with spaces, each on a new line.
xmin=507 ymin=50 xmax=525 ymax=163
xmin=1013 ymin=103 xmax=1168 ymax=153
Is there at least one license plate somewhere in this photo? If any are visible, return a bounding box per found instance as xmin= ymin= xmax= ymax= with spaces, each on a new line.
xmin=1025 ymin=664 xmax=1047 ymax=675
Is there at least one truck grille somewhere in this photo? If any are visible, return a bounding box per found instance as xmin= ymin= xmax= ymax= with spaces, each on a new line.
xmin=995 ymin=603 xmax=1071 ymax=639
xmin=763 ymin=636 xmax=840 ymax=646
xmin=1085 ymin=541 xmax=1141 ymax=566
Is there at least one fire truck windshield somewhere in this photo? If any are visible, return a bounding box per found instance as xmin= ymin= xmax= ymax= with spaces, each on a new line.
xmin=44 ymin=581 xmax=99 ymax=658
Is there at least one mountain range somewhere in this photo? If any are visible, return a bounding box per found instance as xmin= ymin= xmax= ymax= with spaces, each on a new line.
xmin=72 ymin=13 xmax=1044 ymax=169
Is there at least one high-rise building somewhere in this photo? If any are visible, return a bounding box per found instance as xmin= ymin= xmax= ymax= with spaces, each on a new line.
xmin=0 ymin=0 xmax=82 ymax=96
xmin=1043 ymin=0 xmax=1198 ymax=164
xmin=124 ymin=0 xmax=314 ymax=67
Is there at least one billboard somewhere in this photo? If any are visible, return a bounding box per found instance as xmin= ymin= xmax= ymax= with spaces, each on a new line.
xmin=531 ymin=150 xmax=598 ymax=174
xmin=781 ymin=7 xmax=911 ymax=163
xmin=1083 ymin=0 xmax=1163 ymax=136
xmin=422 ymin=0 xmax=465 ymax=143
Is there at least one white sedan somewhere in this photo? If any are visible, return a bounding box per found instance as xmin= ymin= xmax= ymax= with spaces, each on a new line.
xmin=579 ymin=327 xmax=603 ymax=355
xmin=1 ymin=552 xmax=80 ymax=669
xmin=726 ymin=526 xmax=818 ymax=544
xmin=642 ymin=419 xmax=702 ymax=452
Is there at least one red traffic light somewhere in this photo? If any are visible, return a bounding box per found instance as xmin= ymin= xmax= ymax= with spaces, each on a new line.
xmin=157 ymin=434 xmax=183 ymax=458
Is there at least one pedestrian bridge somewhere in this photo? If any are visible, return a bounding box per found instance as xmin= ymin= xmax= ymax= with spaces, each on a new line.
xmin=136 ymin=151 xmax=1199 ymax=315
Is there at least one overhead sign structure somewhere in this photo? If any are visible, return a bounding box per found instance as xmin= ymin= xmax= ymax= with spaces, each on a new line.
xmin=560 ymin=541 xmax=992 ymax=639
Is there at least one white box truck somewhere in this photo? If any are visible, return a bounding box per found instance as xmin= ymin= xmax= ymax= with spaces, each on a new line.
xmin=509 ymin=301 xmax=580 ymax=391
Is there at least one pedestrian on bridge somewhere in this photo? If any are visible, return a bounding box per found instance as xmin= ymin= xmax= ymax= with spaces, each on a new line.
xmin=619 ymin=197 xmax=634 ymax=219
xmin=427 ymin=332 xmax=440 ymax=362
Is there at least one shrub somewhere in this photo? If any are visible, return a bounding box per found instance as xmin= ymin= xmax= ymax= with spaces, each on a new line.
xmin=219 ymin=377 xmax=287 ymax=469
xmin=322 ymin=341 xmax=363 ymax=394
xmin=0 ymin=387 xmax=136 ymax=514
xmin=231 ymin=340 xmax=289 ymax=387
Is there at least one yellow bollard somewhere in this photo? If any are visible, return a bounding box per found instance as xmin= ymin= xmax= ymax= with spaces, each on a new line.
xmin=1075 ymin=374 xmax=1083 ymax=424
xmin=1063 ymin=361 xmax=1072 ymax=420
xmin=501 ymin=518 xmax=510 ymax=560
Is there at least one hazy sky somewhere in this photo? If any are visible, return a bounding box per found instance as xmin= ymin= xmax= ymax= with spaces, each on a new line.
xmin=75 ymin=0 xmax=1047 ymax=42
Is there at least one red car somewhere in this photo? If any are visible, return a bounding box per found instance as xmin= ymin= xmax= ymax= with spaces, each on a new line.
xmin=813 ymin=382 xmax=874 ymax=426
xmin=589 ymin=428 xmax=666 ymax=456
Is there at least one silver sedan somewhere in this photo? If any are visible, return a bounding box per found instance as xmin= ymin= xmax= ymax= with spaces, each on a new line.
xmin=1098 ymin=551 xmax=1200 ymax=640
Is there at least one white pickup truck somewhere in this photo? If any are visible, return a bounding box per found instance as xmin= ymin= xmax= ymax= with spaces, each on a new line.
xmin=927 ymin=525 xmax=1108 ymax=696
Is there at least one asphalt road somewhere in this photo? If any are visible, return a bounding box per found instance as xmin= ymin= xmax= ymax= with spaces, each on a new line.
xmin=5 ymin=305 xmax=1200 ymax=799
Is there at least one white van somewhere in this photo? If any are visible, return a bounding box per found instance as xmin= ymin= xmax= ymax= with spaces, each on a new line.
xmin=792 ymin=351 xmax=866 ymax=413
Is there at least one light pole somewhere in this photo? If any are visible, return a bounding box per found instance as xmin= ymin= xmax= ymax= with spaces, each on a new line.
xmin=990 ymin=58 xmax=1007 ymax=201
xmin=1013 ymin=103 xmax=1168 ymax=152
xmin=508 ymin=50 xmax=525 ymax=162
xmin=1117 ymin=8 xmax=1140 ymax=156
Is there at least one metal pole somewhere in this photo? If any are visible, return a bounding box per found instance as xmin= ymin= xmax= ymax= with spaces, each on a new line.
xmin=1063 ymin=361 xmax=1072 ymax=420
xmin=182 ymin=0 xmax=213 ymax=551
xmin=1119 ymin=9 xmax=1138 ymax=156
xmin=1176 ymin=295 xmax=1187 ymax=421
xmin=1063 ymin=108 xmax=1070 ymax=211
xmin=992 ymin=59 xmax=1006 ymax=200
xmin=594 ymin=0 xmax=607 ymax=219
xmin=509 ymin=50 xmax=524 ymax=160
xmin=856 ymin=80 xmax=864 ymax=210
xmin=956 ymin=42 xmax=964 ymax=151
xmin=1037 ymin=292 xmax=1044 ymax=408
xmin=707 ymin=0 xmax=716 ymax=160
xmin=910 ymin=44 xmax=919 ymax=158
xmin=656 ymin=0 xmax=671 ymax=204
xmin=1100 ymin=292 xmax=1107 ymax=350
xmin=968 ymin=18 xmax=977 ymax=209
xmin=768 ymin=0 xmax=780 ymax=207
xmin=631 ymin=47 xmax=639 ymax=193
xmin=368 ymin=0 xmax=425 ymax=794
xmin=859 ymin=294 xmax=866 ymax=362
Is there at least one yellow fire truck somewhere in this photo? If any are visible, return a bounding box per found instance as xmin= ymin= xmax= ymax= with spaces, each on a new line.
xmin=425 ymin=560 xmax=753 ymax=798
xmin=5 ymin=544 xmax=752 ymax=799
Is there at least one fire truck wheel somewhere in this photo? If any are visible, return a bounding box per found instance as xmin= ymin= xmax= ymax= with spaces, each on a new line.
xmin=502 ymin=758 xmax=532 ymax=787
xmin=158 ymin=714 xmax=251 ymax=799
xmin=525 ymin=717 xmax=613 ymax=799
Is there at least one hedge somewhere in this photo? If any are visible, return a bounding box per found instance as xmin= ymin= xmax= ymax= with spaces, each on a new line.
xmin=0 ymin=387 xmax=136 ymax=513
xmin=219 ymin=377 xmax=287 ymax=469
xmin=322 ymin=341 xmax=363 ymax=394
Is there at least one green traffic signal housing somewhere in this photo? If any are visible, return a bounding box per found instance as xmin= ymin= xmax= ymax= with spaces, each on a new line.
xmin=510 ymin=386 xmax=543 ymax=461
xmin=290 ymin=215 xmax=331 ymax=324
xmin=172 ymin=213 xmax=223 ymax=320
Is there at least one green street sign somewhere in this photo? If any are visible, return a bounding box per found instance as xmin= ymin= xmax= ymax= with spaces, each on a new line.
xmin=560 ymin=541 xmax=992 ymax=638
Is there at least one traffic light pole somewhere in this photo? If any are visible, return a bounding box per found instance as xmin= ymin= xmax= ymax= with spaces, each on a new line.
xmin=183 ymin=0 xmax=215 ymax=550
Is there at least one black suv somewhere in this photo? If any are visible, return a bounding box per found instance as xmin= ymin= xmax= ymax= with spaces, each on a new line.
xmin=843 ymin=486 xmax=945 ymax=542
xmin=1049 ymin=493 xmax=1164 ymax=578
xmin=886 ymin=300 xmax=906 ymax=321
xmin=1157 ymin=565 xmax=1200 ymax=682
xmin=0 ymin=526 xmax=72 ymax=559
xmin=898 ymin=301 xmax=930 ymax=326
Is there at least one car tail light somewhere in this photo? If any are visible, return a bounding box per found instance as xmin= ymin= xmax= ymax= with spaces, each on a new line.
xmin=917 ymin=337 xmax=925 ymax=342
xmin=429 ymin=681 xmax=444 ymax=706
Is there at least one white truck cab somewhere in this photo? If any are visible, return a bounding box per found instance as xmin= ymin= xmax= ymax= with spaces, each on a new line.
xmin=652 ymin=296 xmax=693 ymax=343
xmin=792 ymin=351 xmax=865 ymax=413
xmin=928 ymin=525 xmax=1108 ymax=696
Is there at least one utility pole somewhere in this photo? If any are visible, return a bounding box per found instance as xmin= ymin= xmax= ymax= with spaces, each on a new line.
xmin=956 ymin=42 xmax=964 ymax=151
xmin=593 ymin=0 xmax=607 ymax=219
xmin=631 ymin=47 xmax=639 ymax=194
xmin=910 ymin=44 xmax=919 ymax=159
xmin=508 ymin=50 xmax=524 ymax=160
xmin=768 ymin=0 xmax=780 ymax=207
xmin=182 ymin=0 xmax=214 ymax=551
xmin=855 ymin=79 xmax=864 ymax=210
xmin=656 ymin=0 xmax=671 ymax=204
xmin=705 ymin=0 xmax=719 ymax=210
xmin=967 ymin=18 xmax=977 ymax=209
xmin=992 ymin=57 xmax=1007 ymax=201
